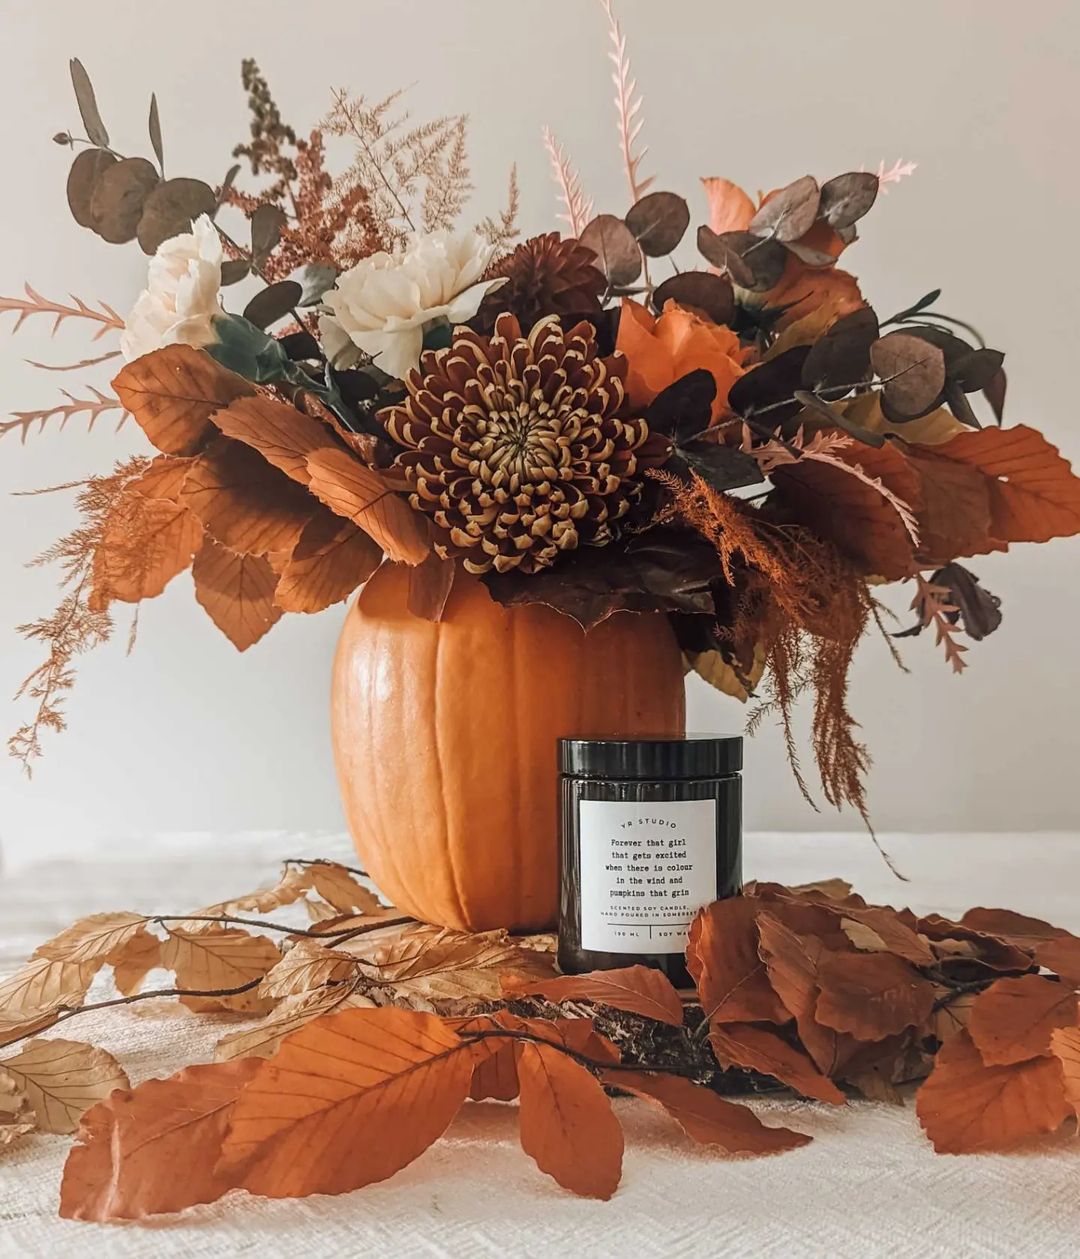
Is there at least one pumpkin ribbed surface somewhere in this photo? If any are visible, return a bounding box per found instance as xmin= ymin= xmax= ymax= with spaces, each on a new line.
xmin=331 ymin=564 xmax=686 ymax=932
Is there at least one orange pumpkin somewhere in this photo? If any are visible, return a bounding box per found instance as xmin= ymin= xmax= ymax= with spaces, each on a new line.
xmin=331 ymin=564 xmax=686 ymax=932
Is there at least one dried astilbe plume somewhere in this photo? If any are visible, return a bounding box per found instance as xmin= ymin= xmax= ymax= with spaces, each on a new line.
xmin=9 ymin=458 xmax=150 ymax=773
xmin=661 ymin=472 xmax=877 ymax=833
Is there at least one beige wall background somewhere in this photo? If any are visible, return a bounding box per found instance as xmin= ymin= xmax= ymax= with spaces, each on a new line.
xmin=1 ymin=0 xmax=1078 ymax=854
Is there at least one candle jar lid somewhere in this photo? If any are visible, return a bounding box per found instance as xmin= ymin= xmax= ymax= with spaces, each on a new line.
xmin=558 ymin=733 xmax=743 ymax=781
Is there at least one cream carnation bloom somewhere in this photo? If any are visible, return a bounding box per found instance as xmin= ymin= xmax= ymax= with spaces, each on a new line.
xmin=320 ymin=229 xmax=503 ymax=379
xmin=120 ymin=214 xmax=223 ymax=362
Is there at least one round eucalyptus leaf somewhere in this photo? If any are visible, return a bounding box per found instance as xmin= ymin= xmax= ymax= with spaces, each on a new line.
xmin=66 ymin=149 xmax=117 ymax=229
xmin=625 ymin=191 xmax=690 ymax=257
xmin=749 ymin=176 xmax=820 ymax=243
xmin=871 ymin=331 xmax=947 ymax=420
xmin=89 ymin=157 xmax=160 ymax=244
xmin=653 ymin=271 xmax=735 ymax=325
xmin=243 ymin=280 xmax=303 ymax=330
xmin=579 ymin=214 xmax=642 ymax=287
xmin=136 ymin=177 xmax=217 ymax=255
xmin=819 ymin=172 xmax=880 ymax=230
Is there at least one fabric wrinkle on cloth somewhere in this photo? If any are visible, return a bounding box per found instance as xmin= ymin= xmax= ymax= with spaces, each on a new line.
xmin=1 ymin=829 xmax=1079 ymax=1259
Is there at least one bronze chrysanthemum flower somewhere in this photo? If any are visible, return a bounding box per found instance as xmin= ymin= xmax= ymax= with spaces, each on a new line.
xmin=381 ymin=313 xmax=663 ymax=574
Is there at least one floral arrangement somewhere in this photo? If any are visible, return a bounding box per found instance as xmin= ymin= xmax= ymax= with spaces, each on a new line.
xmin=6 ymin=9 xmax=1080 ymax=835
xmin=2 ymin=859 xmax=1080 ymax=1217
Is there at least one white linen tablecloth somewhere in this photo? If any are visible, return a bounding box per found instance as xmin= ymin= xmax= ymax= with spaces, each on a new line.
xmin=1 ymin=829 xmax=1079 ymax=1259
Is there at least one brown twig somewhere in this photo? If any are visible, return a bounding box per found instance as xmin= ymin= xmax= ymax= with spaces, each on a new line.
xmin=154 ymin=913 xmax=411 ymax=941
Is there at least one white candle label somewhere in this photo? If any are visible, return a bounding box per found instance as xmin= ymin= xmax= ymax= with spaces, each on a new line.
xmin=578 ymin=799 xmax=717 ymax=953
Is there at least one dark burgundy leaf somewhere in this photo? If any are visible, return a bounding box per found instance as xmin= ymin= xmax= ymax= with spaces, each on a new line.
xmin=69 ymin=58 xmax=109 ymax=149
xmin=983 ymin=367 xmax=1007 ymax=424
xmin=652 ymin=272 xmax=735 ymax=325
xmin=801 ymin=307 xmax=880 ymax=391
xmin=697 ymin=228 xmax=786 ymax=292
xmin=243 ymin=281 xmax=303 ymax=330
xmin=749 ymin=176 xmax=820 ymax=243
xmin=220 ymin=259 xmax=251 ymax=286
xmin=625 ymin=192 xmax=690 ymax=257
xmin=818 ymin=172 xmax=879 ymax=229
xmin=484 ymin=529 xmax=721 ymax=630
xmin=580 ymin=215 xmax=642 ymax=287
xmin=279 ymin=329 xmax=322 ymax=360
xmin=729 ymin=346 xmax=811 ymax=423
xmin=934 ymin=563 xmax=1002 ymax=640
xmin=871 ymin=332 xmax=947 ymax=421
xmin=952 ymin=348 xmax=1005 ymax=394
xmin=944 ymin=381 xmax=982 ymax=429
xmin=679 ymin=441 xmax=765 ymax=492
xmin=645 ymin=370 xmax=715 ymax=444
xmin=251 ymin=204 xmax=288 ymax=267
xmin=148 ymin=93 xmax=164 ymax=171
xmin=784 ymin=240 xmax=837 ymax=268
xmin=793 ymin=390 xmax=885 ymax=447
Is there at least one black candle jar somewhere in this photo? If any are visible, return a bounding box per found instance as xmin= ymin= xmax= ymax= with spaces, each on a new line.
xmin=558 ymin=734 xmax=742 ymax=986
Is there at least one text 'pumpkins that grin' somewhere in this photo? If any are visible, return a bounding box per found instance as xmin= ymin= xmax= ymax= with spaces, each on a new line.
xmin=331 ymin=563 xmax=686 ymax=932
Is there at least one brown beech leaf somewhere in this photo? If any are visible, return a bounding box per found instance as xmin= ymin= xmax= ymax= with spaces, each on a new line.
xmin=1049 ymin=1026 xmax=1080 ymax=1118
xmin=274 ymin=513 xmax=381 ymax=614
xmin=686 ymin=900 xmax=789 ymax=1026
xmin=784 ymin=878 xmax=855 ymax=902
xmin=215 ymin=985 xmax=374 ymax=1062
xmin=916 ymin=915 xmax=1034 ymax=973
xmin=925 ymin=424 xmax=1080 ymax=550
xmin=0 ymin=1075 xmax=34 ymax=1147
xmin=755 ymin=913 xmax=856 ymax=1075
xmin=815 ymin=951 xmax=936 ymax=1040
xmin=160 ymin=927 xmax=280 ymax=1014
xmin=33 ymin=912 xmax=147 ymax=966
xmin=603 ymin=1068 xmax=810 ymax=1156
xmin=931 ymin=990 xmax=977 ymax=1046
xmin=183 ymin=439 xmax=313 ymax=556
xmin=839 ymin=907 xmax=934 ymax=966
xmin=0 ymin=957 xmax=95 ymax=1022
xmin=221 ymin=1008 xmax=478 ymax=1198
xmin=198 ymin=864 xmax=315 ymax=917
xmin=302 ymin=862 xmax=384 ymax=916
xmin=503 ymin=965 xmax=684 ymax=1027
xmin=210 ymin=393 xmax=336 ymax=486
xmin=916 ymin=1029 xmax=1070 ymax=1154
xmin=0 ymin=1038 xmax=128 ymax=1134
xmin=469 ymin=1040 xmax=520 ymax=1101
xmin=113 ymin=344 xmax=252 ymax=455
xmin=305 ymin=445 xmax=430 ymax=565
xmin=59 ymin=1058 xmax=261 ymax=1221
xmin=354 ymin=925 xmax=556 ymax=1005
xmin=708 ymin=1023 xmax=845 ymax=1105
xmin=192 ymin=537 xmax=282 ymax=650
xmin=517 ymin=1040 xmax=623 ymax=1199
xmin=259 ymin=939 xmax=358 ymax=999
xmin=407 ymin=551 xmax=456 ymax=622
xmin=960 ymin=906 xmax=1070 ymax=946
xmin=967 ymin=975 xmax=1079 ymax=1066
xmin=107 ymin=928 xmax=163 ymax=997
xmin=0 ymin=1007 xmax=63 ymax=1051
xmin=1034 ymin=937 xmax=1080 ymax=983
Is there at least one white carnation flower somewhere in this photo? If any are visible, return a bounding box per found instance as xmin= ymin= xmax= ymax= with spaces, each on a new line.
xmin=120 ymin=214 xmax=223 ymax=362
xmin=320 ymin=229 xmax=503 ymax=379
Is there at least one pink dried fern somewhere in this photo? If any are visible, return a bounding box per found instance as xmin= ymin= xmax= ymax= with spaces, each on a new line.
xmin=0 ymin=285 xmax=124 ymax=339
xmin=910 ymin=571 xmax=968 ymax=673
xmin=542 ymin=128 xmax=594 ymax=238
xmin=599 ymin=0 xmax=653 ymax=205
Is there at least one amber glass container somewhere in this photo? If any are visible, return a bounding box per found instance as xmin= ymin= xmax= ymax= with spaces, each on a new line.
xmin=558 ymin=734 xmax=742 ymax=986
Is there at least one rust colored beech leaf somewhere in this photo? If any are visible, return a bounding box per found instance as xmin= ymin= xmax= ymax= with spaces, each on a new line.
xmin=469 ymin=1042 xmax=520 ymax=1101
xmin=182 ymin=439 xmax=313 ymax=556
xmin=917 ymin=915 xmax=1034 ymax=973
xmin=113 ymin=344 xmax=252 ymax=455
xmin=686 ymin=900 xmax=789 ymax=1026
xmin=906 ymin=452 xmax=992 ymax=565
xmin=709 ymin=1023 xmax=845 ymax=1105
xmin=602 ymin=1069 xmax=810 ymax=1156
xmin=214 ymin=986 xmax=373 ymax=1062
xmin=0 ymin=957 xmax=95 ymax=1023
xmin=306 ymin=444 xmax=431 ymax=565
xmin=503 ymin=965 xmax=684 ymax=1026
xmin=960 ymin=906 xmax=1071 ymax=947
xmin=771 ymin=441 xmax=921 ymax=580
xmin=1034 ymin=936 xmax=1080 ymax=983
xmin=517 ymin=1040 xmax=623 ymax=1199
xmin=0 ymin=1038 xmax=128 ymax=1134
xmin=209 ymin=394 xmax=336 ymax=486
xmin=755 ymin=913 xmax=856 ymax=1076
xmin=916 ymin=1029 xmax=1070 ymax=1154
xmin=967 ymin=975 xmax=1079 ymax=1066
xmin=59 ymin=1058 xmax=260 ymax=1221
xmin=815 ymin=951 xmax=936 ymax=1040
xmin=107 ymin=928 xmax=163 ymax=997
xmin=192 ymin=537 xmax=282 ymax=650
xmin=839 ymin=906 xmax=934 ymax=967
xmin=1049 ymin=1026 xmax=1080 ymax=1119
xmin=274 ymin=513 xmax=381 ymax=613
xmin=221 ymin=1008 xmax=476 ymax=1198
xmin=926 ymin=424 xmax=1080 ymax=549
xmin=259 ymin=939 xmax=357 ymax=999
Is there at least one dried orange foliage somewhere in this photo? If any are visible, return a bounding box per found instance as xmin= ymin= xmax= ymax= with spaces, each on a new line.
xmin=4 ymin=863 xmax=1080 ymax=1217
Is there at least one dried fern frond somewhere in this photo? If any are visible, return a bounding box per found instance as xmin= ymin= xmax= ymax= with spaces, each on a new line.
xmin=599 ymin=0 xmax=653 ymax=205
xmin=909 ymin=571 xmax=968 ymax=673
xmin=1 ymin=387 xmax=128 ymax=444
xmin=26 ymin=349 xmax=121 ymax=373
xmin=9 ymin=459 xmax=149 ymax=775
xmin=477 ymin=165 xmax=521 ymax=251
xmin=323 ymin=88 xmax=468 ymax=247
xmin=542 ymin=129 xmax=593 ymax=237
xmin=0 ymin=286 xmax=124 ymax=339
